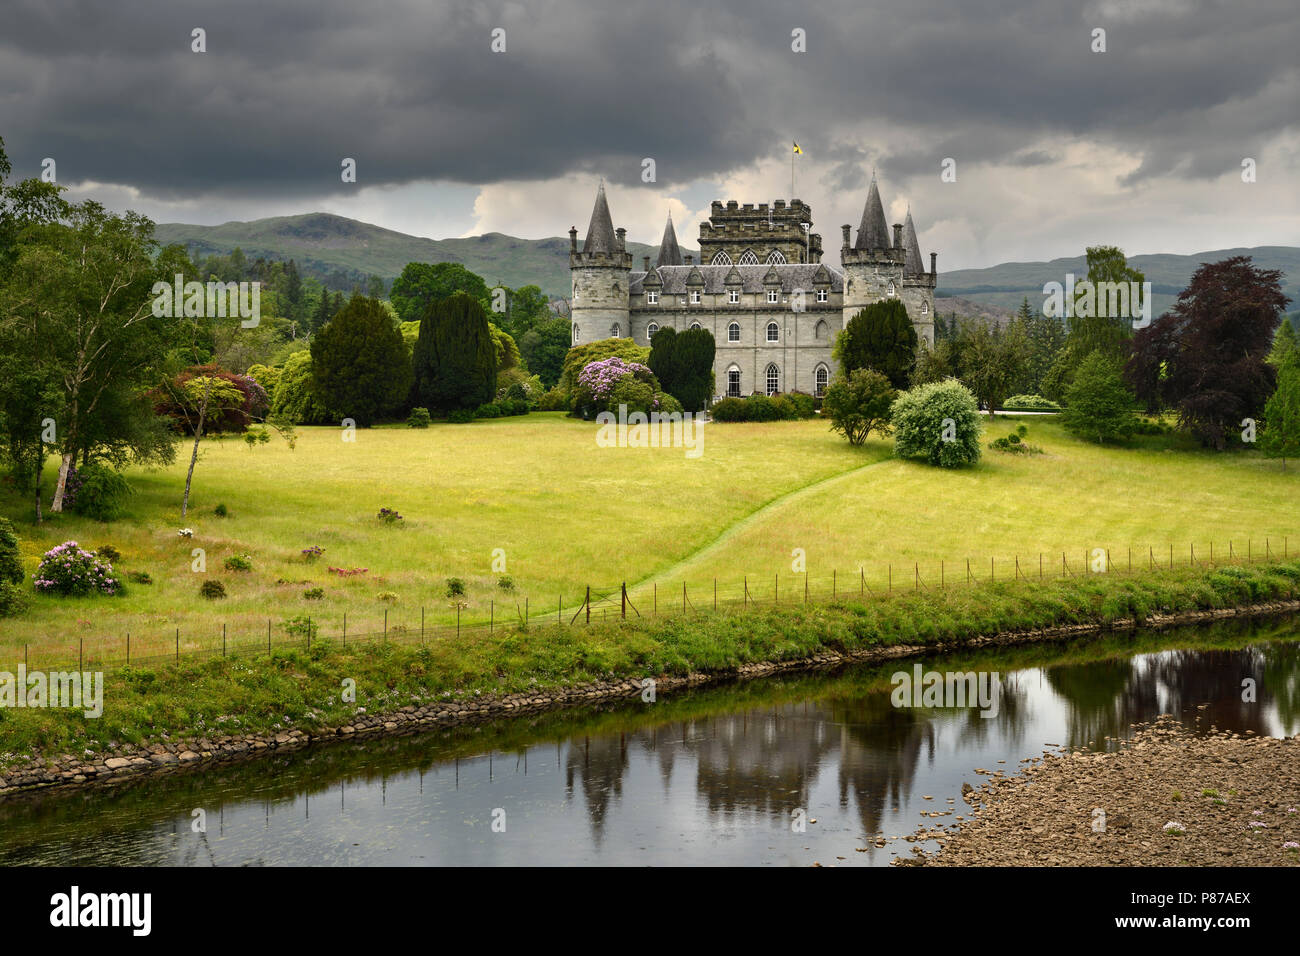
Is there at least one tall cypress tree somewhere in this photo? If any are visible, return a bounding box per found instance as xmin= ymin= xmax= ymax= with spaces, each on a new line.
xmin=412 ymin=292 xmax=497 ymax=413
xmin=309 ymin=295 xmax=412 ymax=426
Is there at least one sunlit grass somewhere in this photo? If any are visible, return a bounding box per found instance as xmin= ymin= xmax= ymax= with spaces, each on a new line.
xmin=0 ymin=411 xmax=1295 ymax=661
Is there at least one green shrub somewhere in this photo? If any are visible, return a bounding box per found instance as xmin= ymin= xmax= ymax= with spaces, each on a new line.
xmin=1003 ymin=394 xmax=1062 ymax=412
xmin=823 ymin=369 xmax=896 ymax=445
xmin=303 ymin=587 xmax=324 ymax=600
xmin=654 ymin=392 xmax=684 ymax=416
xmin=743 ymin=394 xmax=781 ymax=421
xmin=497 ymin=575 xmax=515 ymax=592
xmin=377 ymin=590 xmax=399 ymax=603
xmin=224 ymin=554 xmax=253 ymax=572
xmin=783 ymin=391 xmax=818 ymax=419
xmin=407 ymin=406 xmax=432 ymax=428
xmin=200 ymin=579 xmax=227 ymax=599
xmin=447 ymin=409 xmax=475 ymax=424
xmin=537 ymin=388 xmax=568 ymax=411
xmin=128 ymin=570 xmax=152 ymax=585
xmin=282 ymin=614 xmax=318 ymax=639
xmin=213 ymin=503 xmax=229 ymax=518
xmin=475 ymin=402 xmax=502 ymax=419
xmin=1062 ymin=351 xmax=1138 ymax=444
xmin=0 ymin=582 xmax=29 ymax=618
xmin=891 ymin=378 xmax=983 ymax=468
xmin=0 ymin=518 xmax=23 ymax=587
xmin=709 ymin=397 xmax=748 ymax=421
xmin=769 ymin=394 xmax=797 ymax=420
xmin=96 ymin=545 xmax=122 ymax=563
xmin=69 ymin=462 xmax=132 ymax=521
xmin=445 ymin=577 xmax=466 ymax=598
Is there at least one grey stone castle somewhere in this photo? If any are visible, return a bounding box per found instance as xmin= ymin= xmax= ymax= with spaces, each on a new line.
xmin=567 ymin=176 xmax=937 ymax=400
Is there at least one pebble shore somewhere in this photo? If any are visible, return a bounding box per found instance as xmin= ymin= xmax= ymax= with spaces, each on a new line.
xmin=912 ymin=716 xmax=1300 ymax=866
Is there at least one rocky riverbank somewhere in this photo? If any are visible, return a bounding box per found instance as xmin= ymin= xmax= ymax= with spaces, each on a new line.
xmin=1 ymin=597 xmax=1297 ymax=801
xmin=911 ymin=716 xmax=1300 ymax=866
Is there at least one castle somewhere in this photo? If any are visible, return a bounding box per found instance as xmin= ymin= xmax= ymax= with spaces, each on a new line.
xmin=568 ymin=176 xmax=937 ymax=400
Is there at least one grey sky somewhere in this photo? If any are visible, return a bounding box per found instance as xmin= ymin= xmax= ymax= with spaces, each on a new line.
xmin=1 ymin=0 xmax=1295 ymax=270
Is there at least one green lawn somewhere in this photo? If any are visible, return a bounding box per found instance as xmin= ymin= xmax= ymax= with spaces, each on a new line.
xmin=1 ymin=411 xmax=1295 ymax=661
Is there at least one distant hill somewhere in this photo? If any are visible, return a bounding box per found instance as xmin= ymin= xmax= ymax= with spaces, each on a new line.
xmin=936 ymin=246 xmax=1300 ymax=320
xmin=156 ymin=214 xmax=1299 ymax=321
xmin=155 ymin=213 xmax=694 ymax=299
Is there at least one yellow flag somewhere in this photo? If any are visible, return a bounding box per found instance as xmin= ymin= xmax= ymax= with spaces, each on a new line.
xmin=792 ymin=142 xmax=802 ymax=154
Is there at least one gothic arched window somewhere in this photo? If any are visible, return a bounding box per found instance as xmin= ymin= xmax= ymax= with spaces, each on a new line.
xmin=572 ymin=324 xmax=580 ymax=344
xmin=610 ymin=323 xmax=620 ymax=338
xmin=814 ymin=319 xmax=828 ymax=339
xmin=712 ymin=251 xmax=732 ymax=265
xmin=814 ymin=365 xmax=829 ymax=398
xmin=647 ymin=322 xmax=659 ymax=338
xmin=766 ymin=250 xmax=786 ymax=264
xmin=737 ymin=249 xmax=759 ymax=266
xmin=765 ymin=364 xmax=780 ymax=396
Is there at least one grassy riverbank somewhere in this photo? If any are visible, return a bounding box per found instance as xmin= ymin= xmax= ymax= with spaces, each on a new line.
xmin=2 ymin=557 xmax=1298 ymax=767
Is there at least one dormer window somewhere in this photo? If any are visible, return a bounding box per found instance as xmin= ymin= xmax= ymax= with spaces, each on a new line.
xmin=767 ymin=289 xmax=779 ymax=303
xmin=647 ymin=291 xmax=658 ymax=304
xmin=728 ymin=289 xmax=739 ymax=304
xmin=816 ymin=289 xmax=828 ymax=302
xmin=690 ymin=290 xmax=701 ymax=304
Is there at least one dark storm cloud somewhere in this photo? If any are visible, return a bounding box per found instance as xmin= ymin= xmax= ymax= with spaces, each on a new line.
xmin=0 ymin=0 xmax=1294 ymax=200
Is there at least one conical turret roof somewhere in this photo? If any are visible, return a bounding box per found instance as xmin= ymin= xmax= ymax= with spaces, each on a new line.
xmin=582 ymin=182 xmax=617 ymax=255
xmin=902 ymin=208 xmax=924 ymax=275
xmin=656 ymin=212 xmax=683 ymax=267
xmin=854 ymin=174 xmax=890 ymax=251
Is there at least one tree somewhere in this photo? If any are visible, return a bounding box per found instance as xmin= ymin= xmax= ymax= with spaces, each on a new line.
xmin=271 ymin=351 xmax=333 ymax=424
xmin=912 ymin=339 xmax=955 ymax=386
xmin=411 ymin=292 xmax=497 ymax=413
xmin=959 ymin=319 xmax=1026 ymax=413
xmin=390 ymin=262 xmax=490 ymax=323
xmin=1260 ymin=360 xmax=1300 ymax=469
xmin=1065 ymin=245 xmax=1146 ymax=362
xmin=311 ymin=295 xmax=413 ymax=426
xmin=2 ymin=201 xmax=184 ymax=512
xmin=519 ymin=316 xmax=571 ymax=388
xmin=1062 ymin=351 xmax=1138 ymax=444
xmin=367 ymin=275 xmax=386 ymax=298
xmin=834 ymin=299 xmax=917 ymax=389
xmin=1268 ymin=319 xmax=1297 ymax=368
xmin=1127 ymin=256 xmax=1287 ymax=448
xmin=500 ymin=284 xmax=552 ymax=339
xmin=824 ymin=368 xmax=896 ymax=445
xmin=890 ymin=379 xmax=982 ymax=468
xmin=672 ymin=327 xmax=716 ymax=412
xmin=489 ymin=323 xmax=522 ymax=374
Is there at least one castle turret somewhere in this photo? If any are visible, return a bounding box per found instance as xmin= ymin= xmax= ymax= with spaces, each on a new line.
xmin=900 ymin=207 xmax=937 ymax=345
xmin=840 ymin=173 xmax=906 ymax=332
xmin=569 ymin=182 xmax=631 ymax=343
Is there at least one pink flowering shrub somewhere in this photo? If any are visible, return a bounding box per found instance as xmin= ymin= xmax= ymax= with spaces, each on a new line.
xmin=571 ymin=357 xmax=677 ymax=419
xmin=33 ymin=541 xmax=121 ymax=596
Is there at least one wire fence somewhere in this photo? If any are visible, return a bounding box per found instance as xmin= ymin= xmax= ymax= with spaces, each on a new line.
xmin=4 ymin=534 xmax=1297 ymax=675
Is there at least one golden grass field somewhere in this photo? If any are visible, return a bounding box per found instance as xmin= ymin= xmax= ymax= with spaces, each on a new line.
xmin=1 ymin=411 xmax=1296 ymax=662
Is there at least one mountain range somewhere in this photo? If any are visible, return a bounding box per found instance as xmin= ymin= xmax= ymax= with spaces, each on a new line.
xmin=155 ymin=213 xmax=1299 ymax=322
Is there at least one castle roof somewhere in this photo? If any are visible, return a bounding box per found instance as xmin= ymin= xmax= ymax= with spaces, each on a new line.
xmin=582 ymin=182 xmax=617 ymax=255
xmin=630 ymin=263 xmax=842 ymax=295
xmin=656 ymin=213 xmax=683 ymax=267
xmin=902 ymin=209 xmax=924 ymax=275
xmin=854 ymin=175 xmax=891 ymax=251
